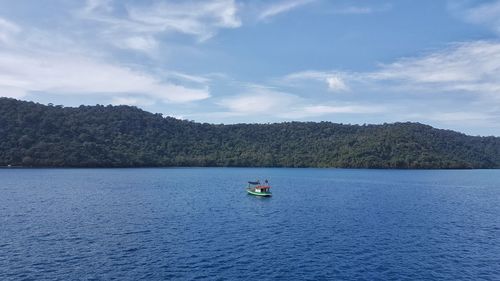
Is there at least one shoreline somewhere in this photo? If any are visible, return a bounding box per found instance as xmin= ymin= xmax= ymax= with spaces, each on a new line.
xmin=1 ymin=166 xmax=498 ymax=170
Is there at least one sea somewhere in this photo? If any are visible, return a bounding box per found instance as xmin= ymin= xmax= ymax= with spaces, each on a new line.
xmin=1 ymin=168 xmax=499 ymax=280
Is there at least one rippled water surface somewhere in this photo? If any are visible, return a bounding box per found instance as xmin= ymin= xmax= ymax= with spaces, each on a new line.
xmin=1 ymin=168 xmax=499 ymax=280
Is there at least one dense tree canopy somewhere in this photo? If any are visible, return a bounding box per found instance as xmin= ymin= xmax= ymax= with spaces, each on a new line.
xmin=1 ymin=98 xmax=499 ymax=168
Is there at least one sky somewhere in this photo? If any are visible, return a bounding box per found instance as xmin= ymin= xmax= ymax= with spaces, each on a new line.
xmin=0 ymin=0 xmax=500 ymax=136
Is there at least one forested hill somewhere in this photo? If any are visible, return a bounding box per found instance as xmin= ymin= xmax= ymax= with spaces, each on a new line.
xmin=1 ymin=98 xmax=499 ymax=168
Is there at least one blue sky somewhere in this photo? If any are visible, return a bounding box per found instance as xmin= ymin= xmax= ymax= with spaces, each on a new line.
xmin=0 ymin=0 xmax=500 ymax=135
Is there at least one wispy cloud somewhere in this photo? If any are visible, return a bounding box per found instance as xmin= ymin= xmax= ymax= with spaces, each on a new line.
xmin=0 ymin=16 xmax=211 ymax=105
xmin=330 ymin=4 xmax=392 ymax=15
xmin=0 ymin=17 xmax=21 ymax=45
xmin=371 ymin=41 xmax=500 ymax=94
xmin=80 ymin=0 xmax=241 ymax=45
xmin=406 ymin=111 xmax=499 ymax=128
xmin=216 ymin=84 xmax=382 ymax=119
xmin=82 ymin=0 xmax=113 ymax=14
xmin=285 ymin=41 xmax=500 ymax=95
xmin=110 ymin=96 xmax=155 ymax=107
xmin=118 ymin=36 xmax=158 ymax=53
xmin=0 ymin=52 xmax=210 ymax=103
xmin=452 ymin=0 xmax=500 ymax=35
xmin=326 ymin=76 xmax=349 ymax=91
xmin=282 ymin=105 xmax=385 ymax=119
xmin=279 ymin=40 xmax=500 ymax=132
xmin=164 ymin=71 xmax=212 ymax=84
xmin=218 ymin=86 xmax=299 ymax=115
xmin=258 ymin=0 xmax=316 ymax=21
xmin=283 ymin=70 xmax=350 ymax=92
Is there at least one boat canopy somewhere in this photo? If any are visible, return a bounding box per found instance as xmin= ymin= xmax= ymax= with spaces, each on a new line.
xmin=248 ymin=181 xmax=260 ymax=185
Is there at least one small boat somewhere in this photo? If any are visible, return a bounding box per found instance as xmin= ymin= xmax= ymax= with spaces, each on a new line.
xmin=246 ymin=180 xmax=272 ymax=197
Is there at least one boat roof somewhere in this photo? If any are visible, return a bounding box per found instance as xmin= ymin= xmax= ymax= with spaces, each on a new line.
xmin=248 ymin=180 xmax=270 ymax=184
xmin=248 ymin=181 xmax=271 ymax=188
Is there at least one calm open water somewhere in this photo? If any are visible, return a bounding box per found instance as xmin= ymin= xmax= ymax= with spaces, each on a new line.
xmin=1 ymin=168 xmax=499 ymax=280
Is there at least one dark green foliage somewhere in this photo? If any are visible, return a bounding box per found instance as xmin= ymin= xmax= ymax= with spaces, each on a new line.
xmin=1 ymin=98 xmax=499 ymax=168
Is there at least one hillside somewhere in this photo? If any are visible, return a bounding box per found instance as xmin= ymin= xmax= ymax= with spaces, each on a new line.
xmin=1 ymin=98 xmax=499 ymax=168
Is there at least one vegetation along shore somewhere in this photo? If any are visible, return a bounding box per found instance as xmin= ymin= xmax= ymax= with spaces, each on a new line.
xmin=1 ymin=98 xmax=499 ymax=169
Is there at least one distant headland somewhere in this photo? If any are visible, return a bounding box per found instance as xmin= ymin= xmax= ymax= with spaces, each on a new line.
xmin=1 ymin=98 xmax=499 ymax=169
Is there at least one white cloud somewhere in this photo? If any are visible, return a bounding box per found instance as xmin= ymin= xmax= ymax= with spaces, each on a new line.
xmin=165 ymin=71 xmax=212 ymax=84
xmin=0 ymin=15 xmax=212 ymax=106
xmin=330 ymin=4 xmax=392 ymax=15
xmin=304 ymin=105 xmax=382 ymax=114
xmin=119 ymin=36 xmax=158 ymax=52
xmin=283 ymin=70 xmax=350 ymax=92
xmin=217 ymin=85 xmax=382 ymax=119
xmin=0 ymin=17 xmax=21 ymax=44
xmin=282 ymin=104 xmax=385 ymax=119
xmin=429 ymin=112 xmax=494 ymax=123
xmin=284 ymin=70 xmax=328 ymax=81
xmin=0 ymin=86 xmax=27 ymax=99
xmin=457 ymin=0 xmax=500 ymax=34
xmin=258 ymin=0 xmax=316 ymax=21
xmin=277 ymin=40 xmax=500 ymax=132
xmin=371 ymin=41 xmax=500 ymax=94
xmin=0 ymin=52 xmax=210 ymax=103
xmin=83 ymin=0 xmax=113 ymax=14
xmin=326 ymin=76 xmax=348 ymax=92
xmin=406 ymin=111 xmax=499 ymax=129
xmin=80 ymin=0 xmax=241 ymax=44
xmin=285 ymin=41 xmax=500 ymax=96
xmin=127 ymin=0 xmax=241 ymax=41
xmin=218 ymin=87 xmax=299 ymax=114
xmin=110 ymin=96 xmax=155 ymax=106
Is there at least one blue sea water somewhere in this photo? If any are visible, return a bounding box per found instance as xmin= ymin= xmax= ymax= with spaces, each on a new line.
xmin=0 ymin=168 xmax=499 ymax=280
